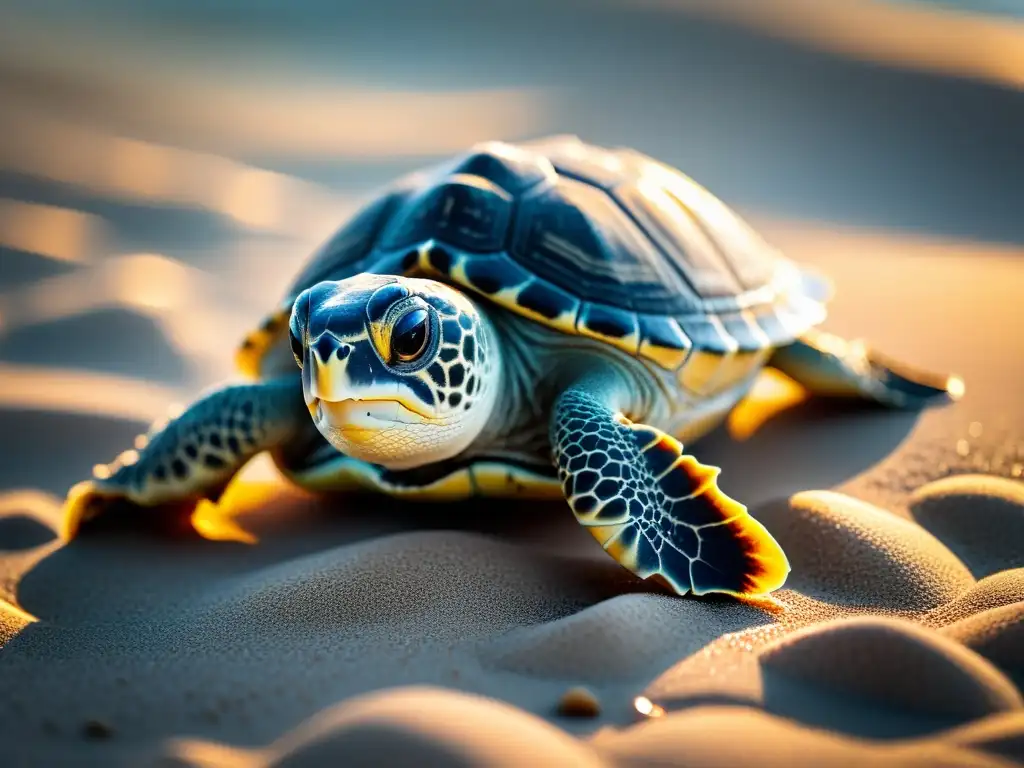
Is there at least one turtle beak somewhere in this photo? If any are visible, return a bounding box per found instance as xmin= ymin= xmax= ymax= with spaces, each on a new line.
xmin=303 ymin=336 xmax=439 ymax=437
xmin=315 ymin=397 xmax=432 ymax=441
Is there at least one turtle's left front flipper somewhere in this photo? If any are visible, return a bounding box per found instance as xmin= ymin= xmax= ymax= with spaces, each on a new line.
xmin=550 ymin=375 xmax=790 ymax=597
xmin=63 ymin=376 xmax=305 ymax=540
xmin=770 ymin=327 xmax=964 ymax=408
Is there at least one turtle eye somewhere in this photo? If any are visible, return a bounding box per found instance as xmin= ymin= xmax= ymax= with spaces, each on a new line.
xmin=391 ymin=308 xmax=430 ymax=363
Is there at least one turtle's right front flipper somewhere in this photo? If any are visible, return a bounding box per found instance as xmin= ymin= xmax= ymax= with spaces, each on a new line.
xmin=63 ymin=376 xmax=305 ymax=540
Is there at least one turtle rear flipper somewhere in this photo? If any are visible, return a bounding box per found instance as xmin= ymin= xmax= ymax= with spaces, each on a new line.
xmin=769 ymin=328 xmax=964 ymax=409
xmin=63 ymin=377 xmax=304 ymax=540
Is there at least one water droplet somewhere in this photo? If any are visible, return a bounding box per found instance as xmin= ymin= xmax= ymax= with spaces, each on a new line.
xmin=956 ymin=440 xmax=970 ymax=457
xmin=968 ymin=422 xmax=983 ymax=438
xmin=1012 ymin=463 xmax=1023 ymax=478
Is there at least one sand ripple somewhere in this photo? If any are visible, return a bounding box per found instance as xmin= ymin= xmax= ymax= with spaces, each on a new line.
xmin=941 ymin=603 xmax=1024 ymax=687
xmin=758 ymin=616 xmax=1021 ymax=719
xmin=756 ymin=490 xmax=975 ymax=610
xmin=910 ymin=475 xmax=1024 ymax=578
xmin=925 ymin=570 xmax=1024 ymax=628
xmin=1 ymin=442 xmax=1023 ymax=767
xmin=479 ymin=593 xmax=770 ymax=683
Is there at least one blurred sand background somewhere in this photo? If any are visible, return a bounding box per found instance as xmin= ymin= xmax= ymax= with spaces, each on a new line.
xmin=0 ymin=0 xmax=1022 ymax=765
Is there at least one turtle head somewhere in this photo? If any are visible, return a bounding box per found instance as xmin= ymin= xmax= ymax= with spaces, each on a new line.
xmin=289 ymin=274 xmax=500 ymax=470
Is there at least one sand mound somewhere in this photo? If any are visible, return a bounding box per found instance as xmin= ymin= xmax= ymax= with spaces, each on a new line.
xmin=924 ymin=569 xmax=1024 ymax=627
xmin=162 ymin=688 xmax=1024 ymax=768
xmin=195 ymin=530 xmax=619 ymax=643
xmin=4 ymin=474 xmax=1024 ymax=764
xmin=940 ymin=603 xmax=1024 ymax=687
xmin=910 ymin=475 xmax=1024 ymax=578
xmin=478 ymin=593 xmax=772 ymax=683
xmin=592 ymin=705 xmax=1017 ymax=768
xmin=940 ymin=713 xmax=1024 ymax=764
xmin=0 ymin=515 xmax=54 ymax=551
xmin=754 ymin=490 xmax=974 ymax=610
xmin=166 ymin=686 xmax=604 ymax=768
xmin=758 ymin=616 xmax=1022 ymax=720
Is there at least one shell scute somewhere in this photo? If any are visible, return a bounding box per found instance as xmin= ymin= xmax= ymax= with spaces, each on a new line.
xmin=379 ymin=174 xmax=513 ymax=254
xmin=252 ymin=136 xmax=825 ymax=377
xmin=510 ymin=176 xmax=694 ymax=313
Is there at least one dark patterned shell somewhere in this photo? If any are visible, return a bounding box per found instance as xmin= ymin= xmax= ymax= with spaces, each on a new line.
xmin=273 ymin=135 xmax=826 ymax=390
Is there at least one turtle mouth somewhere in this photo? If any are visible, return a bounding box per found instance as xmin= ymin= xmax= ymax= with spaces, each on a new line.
xmin=310 ymin=396 xmax=437 ymax=432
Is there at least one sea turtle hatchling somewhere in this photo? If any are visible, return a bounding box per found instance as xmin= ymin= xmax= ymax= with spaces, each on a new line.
xmin=62 ymin=136 xmax=963 ymax=597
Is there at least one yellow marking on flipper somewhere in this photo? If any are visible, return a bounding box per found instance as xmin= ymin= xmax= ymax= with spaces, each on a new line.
xmin=192 ymin=499 xmax=258 ymax=545
xmin=599 ymin=524 xmax=635 ymax=564
xmin=235 ymin=303 xmax=291 ymax=379
xmin=702 ymin=514 xmax=791 ymax=597
xmin=674 ymin=456 xmax=725 ymax=501
xmin=626 ymin=422 xmax=691 ymax=459
xmin=469 ymin=463 xmax=562 ymax=498
xmin=653 ymin=454 xmax=687 ymax=482
xmin=190 ymin=477 xmax=319 ymax=544
xmin=62 ymin=479 xmax=104 ymax=541
xmin=587 ymin=523 xmax=626 ymax=546
xmin=627 ymin=421 xmax=788 ymax=596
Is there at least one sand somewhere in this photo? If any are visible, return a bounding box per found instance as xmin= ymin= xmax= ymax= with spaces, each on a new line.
xmin=0 ymin=220 xmax=1021 ymax=768
xmin=3 ymin=0 xmax=1024 ymax=761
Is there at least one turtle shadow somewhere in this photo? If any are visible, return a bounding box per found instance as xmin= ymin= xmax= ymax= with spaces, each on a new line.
xmin=9 ymin=484 xmax=599 ymax=628
xmin=695 ymin=395 xmax=922 ymax=508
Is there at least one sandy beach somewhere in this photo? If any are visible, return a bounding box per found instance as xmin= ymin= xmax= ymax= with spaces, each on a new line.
xmin=0 ymin=217 xmax=1021 ymax=766
xmin=1 ymin=1 xmax=1023 ymax=764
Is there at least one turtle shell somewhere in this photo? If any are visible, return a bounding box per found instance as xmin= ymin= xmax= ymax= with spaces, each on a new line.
xmin=254 ymin=135 xmax=826 ymax=390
